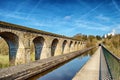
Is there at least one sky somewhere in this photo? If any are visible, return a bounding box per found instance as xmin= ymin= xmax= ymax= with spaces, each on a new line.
xmin=0 ymin=0 xmax=120 ymax=37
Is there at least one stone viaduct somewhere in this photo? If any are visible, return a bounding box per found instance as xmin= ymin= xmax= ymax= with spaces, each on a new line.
xmin=0 ymin=21 xmax=85 ymax=65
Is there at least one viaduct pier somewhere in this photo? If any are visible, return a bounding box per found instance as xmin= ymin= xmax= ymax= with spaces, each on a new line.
xmin=0 ymin=21 xmax=85 ymax=65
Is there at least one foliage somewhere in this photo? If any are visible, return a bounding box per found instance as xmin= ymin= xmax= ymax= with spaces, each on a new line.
xmin=0 ymin=54 xmax=9 ymax=68
xmin=103 ymin=34 xmax=120 ymax=58
xmin=0 ymin=38 xmax=9 ymax=55
xmin=73 ymin=34 xmax=101 ymax=48
xmin=0 ymin=37 xmax=35 ymax=68
xmin=96 ymin=35 xmax=102 ymax=40
xmin=85 ymin=35 xmax=98 ymax=48
xmin=73 ymin=33 xmax=87 ymax=41
xmin=74 ymin=33 xmax=120 ymax=58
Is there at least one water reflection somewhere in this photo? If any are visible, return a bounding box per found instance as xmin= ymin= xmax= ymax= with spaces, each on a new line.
xmin=28 ymin=48 xmax=97 ymax=80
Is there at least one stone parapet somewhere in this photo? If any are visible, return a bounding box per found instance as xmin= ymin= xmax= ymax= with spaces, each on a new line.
xmin=0 ymin=47 xmax=95 ymax=80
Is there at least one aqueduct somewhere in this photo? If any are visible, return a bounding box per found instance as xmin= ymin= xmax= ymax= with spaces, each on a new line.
xmin=0 ymin=21 xmax=85 ymax=65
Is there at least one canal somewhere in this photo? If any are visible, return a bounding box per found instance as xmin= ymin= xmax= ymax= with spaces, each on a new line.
xmin=28 ymin=48 xmax=97 ymax=80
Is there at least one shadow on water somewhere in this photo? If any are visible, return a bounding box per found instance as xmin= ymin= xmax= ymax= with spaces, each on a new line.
xmin=28 ymin=48 xmax=97 ymax=80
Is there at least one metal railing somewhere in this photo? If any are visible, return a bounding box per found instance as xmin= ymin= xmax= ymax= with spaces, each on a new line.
xmin=101 ymin=46 xmax=120 ymax=80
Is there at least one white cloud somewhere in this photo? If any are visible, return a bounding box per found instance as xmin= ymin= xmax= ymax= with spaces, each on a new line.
xmin=57 ymin=19 xmax=112 ymax=36
xmin=64 ymin=15 xmax=72 ymax=20
xmin=29 ymin=21 xmax=46 ymax=27
xmin=80 ymin=2 xmax=103 ymax=19
xmin=74 ymin=19 xmax=110 ymax=31
xmin=0 ymin=10 xmax=26 ymax=20
xmin=96 ymin=14 xmax=110 ymax=21
xmin=112 ymin=0 xmax=120 ymax=12
xmin=113 ymin=24 xmax=120 ymax=33
xmin=26 ymin=0 xmax=41 ymax=19
xmin=0 ymin=8 xmax=114 ymax=36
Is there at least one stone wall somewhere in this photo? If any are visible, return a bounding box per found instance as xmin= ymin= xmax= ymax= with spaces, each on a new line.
xmin=0 ymin=21 xmax=86 ymax=65
xmin=0 ymin=47 xmax=94 ymax=80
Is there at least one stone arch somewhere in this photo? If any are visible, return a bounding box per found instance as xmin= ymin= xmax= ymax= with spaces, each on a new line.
xmin=81 ymin=42 xmax=83 ymax=49
xmin=51 ymin=38 xmax=59 ymax=56
xmin=0 ymin=32 xmax=18 ymax=65
xmin=78 ymin=42 xmax=80 ymax=50
xmin=78 ymin=42 xmax=80 ymax=45
xmin=62 ymin=40 xmax=67 ymax=54
xmin=81 ymin=41 xmax=83 ymax=44
xmin=74 ymin=41 xmax=77 ymax=51
xmin=33 ymin=36 xmax=45 ymax=60
xmin=69 ymin=41 xmax=73 ymax=52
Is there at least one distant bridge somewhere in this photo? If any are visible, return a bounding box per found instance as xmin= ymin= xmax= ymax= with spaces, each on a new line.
xmin=0 ymin=21 xmax=85 ymax=65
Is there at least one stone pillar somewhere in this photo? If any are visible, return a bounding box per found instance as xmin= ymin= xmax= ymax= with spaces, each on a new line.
xmin=78 ymin=44 xmax=81 ymax=50
xmin=76 ymin=44 xmax=78 ymax=51
xmin=70 ymin=43 xmax=74 ymax=52
xmin=75 ymin=44 xmax=77 ymax=51
xmin=15 ymin=37 xmax=31 ymax=65
xmin=9 ymin=48 xmax=17 ymax=66
xmin=73 ymin=43 xmax=76 ymax=52
xmin=76 ymin=43 xmax=78 ymax=51
xmin=40 ymin=43 xmax=51 ymax=59
xmin=63 ymin=43 xmax=69 ymax=54
xmin=15 ymin=48 xmax=25 ymax=65
xmin=54 ymin=41 xmax=62 ymax=56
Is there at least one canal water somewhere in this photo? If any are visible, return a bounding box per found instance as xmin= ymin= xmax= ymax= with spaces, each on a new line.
xmin=28 ymin=49 xmax=96 ymax=80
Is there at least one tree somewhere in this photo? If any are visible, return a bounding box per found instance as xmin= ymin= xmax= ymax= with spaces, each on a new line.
xmin=73 ymin=33 xmax=87 ymax=40
xmin=96 ymin=35 xmax=102 ymax=40
xmin=103 ymin=34 xmax=120 ymax=58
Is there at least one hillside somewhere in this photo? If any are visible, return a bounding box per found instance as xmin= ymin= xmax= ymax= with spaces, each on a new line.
xmin=73 ymin=34 xmax=120 ymax=58
xmin=0 ymin=38 xmax=9 ymax=68
xmin=0 ymin=34 xmax=119 ymax=68
xmin=103 ymin=34 xmax=120 ymax=58
xmin=0 ymin=38 xmax=9 ymax=55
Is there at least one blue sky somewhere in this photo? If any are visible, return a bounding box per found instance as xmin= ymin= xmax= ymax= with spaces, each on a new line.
xmin=0 ymin=0 xmax=120 ymax=37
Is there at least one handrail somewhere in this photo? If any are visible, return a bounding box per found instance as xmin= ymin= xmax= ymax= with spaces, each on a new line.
xmin=101 ymin=45 xmax=120 ymax=80
xmin=99 ymin=46 xmax=112 ymax=80
xmin=101 ymin=44 xmax=120 ymax=61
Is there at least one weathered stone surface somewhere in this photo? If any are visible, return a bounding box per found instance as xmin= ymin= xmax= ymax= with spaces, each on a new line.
xmin=0 ymin=21 xmax=86 ymax=65
xmin=0 ymin=47 xmax=94 ymax=80
xmin=72 ymin=47 xmax=100 ymax=80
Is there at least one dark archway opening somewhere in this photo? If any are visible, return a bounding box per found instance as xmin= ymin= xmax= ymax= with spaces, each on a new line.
xmin=74 ymin=42 xmax=77 ymax=51
xmin=0 ymin=32 xmax=18 ymax=68
xmin=51 ymin=39 xmax=58 ymax=56
xmin=69 ymin=41 xmax=73 ymax=52
xmin=62 ymin=40 xmax=67 ymax=54
xmin=33 ymin=36 xmax=44 ymax=60
xmin=78 ymin=42 xmax=80 ymax=50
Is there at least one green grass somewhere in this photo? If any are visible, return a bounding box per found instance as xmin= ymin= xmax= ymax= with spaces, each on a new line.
xmin=30 ymin=52 xmax=35 ymax=61
xmin=0 ymin=54 xmax=9 ymax=68
xmin=0 ymin=52 xmax=35 ymax=68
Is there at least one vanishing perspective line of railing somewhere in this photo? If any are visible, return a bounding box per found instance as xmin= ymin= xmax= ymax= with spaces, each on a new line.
xmin=102 ymin=45 xmax=120 ymax=80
